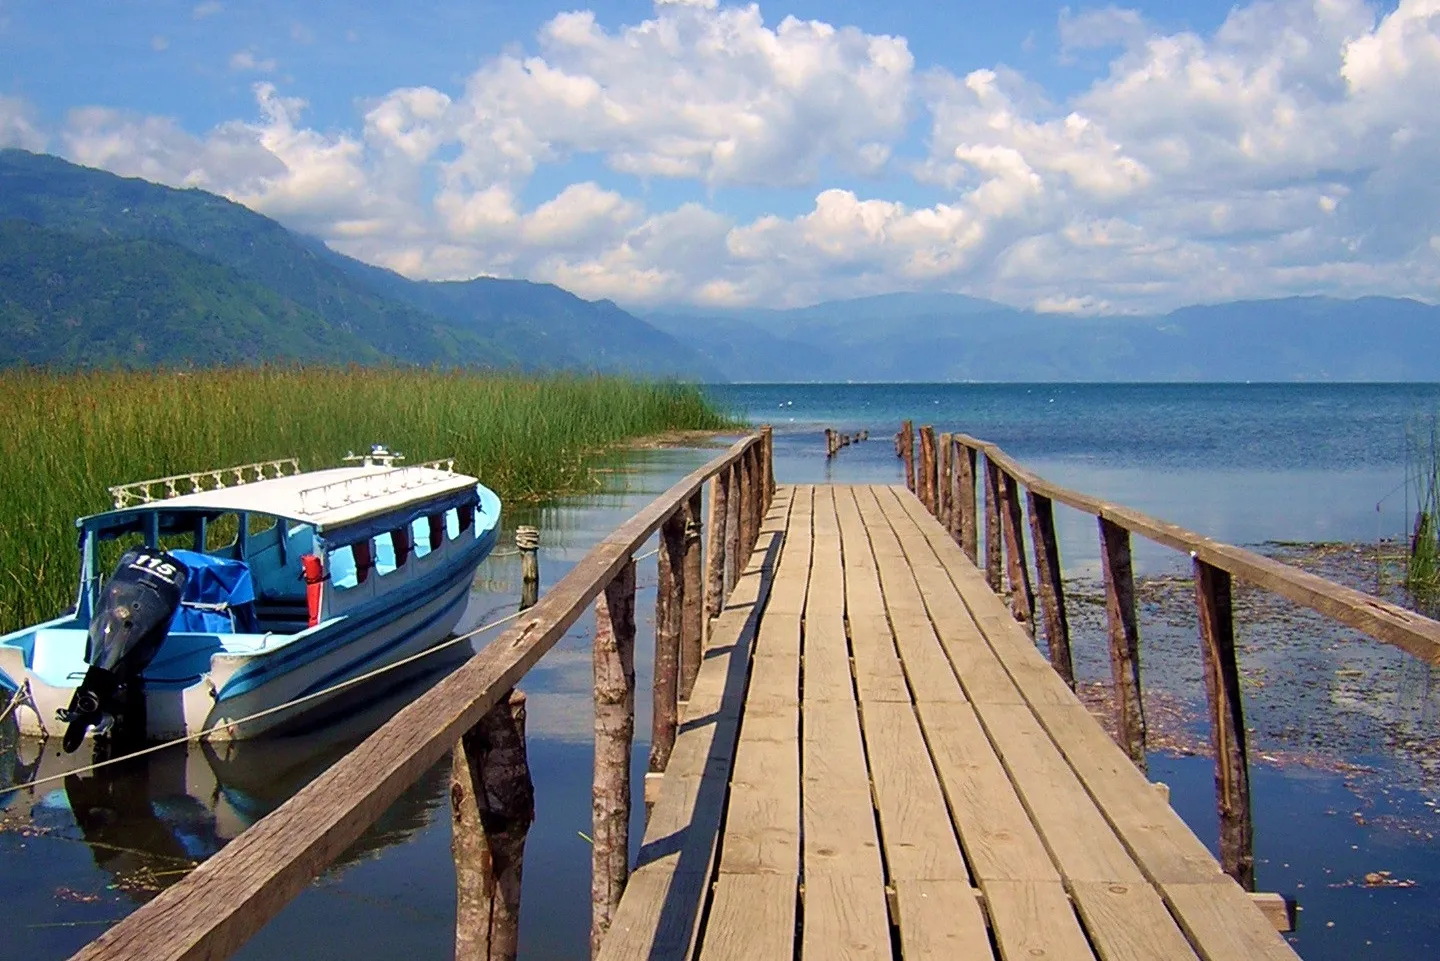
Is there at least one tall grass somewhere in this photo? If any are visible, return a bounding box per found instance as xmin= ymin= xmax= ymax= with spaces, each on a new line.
xmin=0 ymin=367 xmax=734 ymax=633
xmin=1405 ymin=416 xmax=1440 ymax=612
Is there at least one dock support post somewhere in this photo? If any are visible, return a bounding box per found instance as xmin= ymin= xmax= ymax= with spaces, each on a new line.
xmin=452 ymin=689 xmax=534 ymax=961
xmin=762 ymin=426 xmax=774 ymax=508
xmin=592 ymin=560 xmax=636 ymax=958
xmin=516 ymin=526 xmax=540 ymax=612
xmin=999 ymin=472 xmax=1035 ymax=631
xmin=937 ymin=432 xmax=953 ymax=532
xmin=901 ymin=420 xmax=916 ymax=493
xmin=650 ymin=511 xmax=685 ymax=777
xmin=1194 ymin=558 xmax=1256 ymax=891
xmin=680 ymin=491 xmax=704 ymax=701
xmin=724 ymin=460 xmax=741 ymax=595
xmin=705 ymin=473 xmax=727 ymax=626
xmin=1027 ymin=492 xmax=1074 ymax=689
xmin=983 ymin=458 xmax=1004 ymax=593
xmin=1099 ymin=518 xmax=1148 ymax=772
xmin=918 ymin=426 xmax=937 ymax=515
xmin=958 ymin=441 xmax=978 ymax=563
xmin=739 ymin=447 xmax=755 ymax=562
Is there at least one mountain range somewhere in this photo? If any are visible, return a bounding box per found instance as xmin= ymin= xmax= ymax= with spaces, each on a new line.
xmin=3 ymin=148 xmax=1439 ymax=382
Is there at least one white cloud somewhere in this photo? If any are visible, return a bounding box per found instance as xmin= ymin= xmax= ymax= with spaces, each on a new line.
xmin=229 ymin=49 xmax=276 ymax=74
xmin=151 ymin=35 xmax=169 ymax=53
xmin=0 ymin=95 xmax=46 ymax=151
xmin=16 ymin=0 xmax=1440 ymax=313
xmin=193 ymin=1 xmax=222 ymax=19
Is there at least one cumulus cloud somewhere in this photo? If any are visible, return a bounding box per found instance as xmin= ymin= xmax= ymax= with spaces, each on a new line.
xmin=229 ymin=49 xmax=277 ymax=73
xmin=193 ymin=1 xmax=222 ymax=19
xmin=15 ymin=0 xmax=1440 ymax=312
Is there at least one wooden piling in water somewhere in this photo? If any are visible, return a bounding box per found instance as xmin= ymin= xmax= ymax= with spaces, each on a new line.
xmin=705 ymin=473 xmax=727 ymax=627
xmin=958 ymin=441 xmax=978 ymax=563
xmin=650 ymin=512 xmax=685 ymax=777
xmin=918 ymin=425 xmax=937 ymax=514
xmin=452 ymin=689 xmax=534 ymax=961
xmin=1099 ymin=518 xmax=1148 ymax=772
xmin=680 ymin=491 xmax=703 ymax=701
xmin=1194 ymin=558 xmax=1255 ymax=891
xmin=999 ymin=471 xmax=1035 ymax=630
xmin=901 ymin=420 xmax=916 ymax=493
xmin=591 ymin=560 xmax=636 ymax=958
xmin=516 ymin=526 xmax=540 ymax=612
xmin=983 ymin=458 xmax=1004 ymax=593
xmin=1027 ymin=491 xmax=1074 ymax=688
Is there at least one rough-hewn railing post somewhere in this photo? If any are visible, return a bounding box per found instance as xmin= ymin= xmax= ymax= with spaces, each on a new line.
xmin=901 ymin=419 xmax=916 ymax=493
xmin=680 ymin=490 xmax=704 ymax=701
xmin=705 ymin=473 xmax=727 ymax=625
xmin=983 ymin=458 xmax=1004 ymax=593
xmin=453 ymin=689 xmax=534 ymax=961
xmin=1194 ymin=558 xmax=1255 ymax=891
xmin=737 ymin=447 xmax=755 ymax=564
xmin=918 ymin=425 xmax=937 ymax=514
xmin=937 ymin=432 xmax=953 ymax=532
xmin=650 ymin=512 xmax=686 ymax=776
xmin=1000 ymin=472 xmax=1035 ymax=630
xmin=761 ymin=425 xmax=774 ymax=505
xmin=1099 ymin=518 xmax=1148 ymax=772
xmin=1027 ymin=491 xmax=1073 ymax=688
xmin=591 ymin=560 xmax=636 ymax=958
xmin=724 ymin=460 xmax=741 ymax=594
xmin=958 ymin=441 xmax=978 ymax=563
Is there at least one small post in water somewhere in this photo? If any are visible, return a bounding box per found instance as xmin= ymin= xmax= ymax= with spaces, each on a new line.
xmin=453 ymin=689 xmax=534 ymax=961
xmin=516 ymin=525 xmax=540 ymax=611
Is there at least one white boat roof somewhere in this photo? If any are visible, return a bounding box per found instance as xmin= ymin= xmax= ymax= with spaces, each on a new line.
xmin=105 ymin=463 xmax=480 ymax=530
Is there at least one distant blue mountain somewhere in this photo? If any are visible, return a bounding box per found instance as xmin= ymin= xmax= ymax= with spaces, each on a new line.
xmin=647 ymin=293 xmax=1440 ymax=382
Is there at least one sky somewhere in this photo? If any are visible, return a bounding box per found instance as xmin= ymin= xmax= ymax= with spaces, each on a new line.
xmin=0 ymin=0 xmax=1436 ymax=314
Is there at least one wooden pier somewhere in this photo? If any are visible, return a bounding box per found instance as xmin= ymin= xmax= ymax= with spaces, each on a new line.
xmin=65 ymin=423 xmax=1440 ymax=961
xmin=598 ymin=483 xmax=1298 ymax=961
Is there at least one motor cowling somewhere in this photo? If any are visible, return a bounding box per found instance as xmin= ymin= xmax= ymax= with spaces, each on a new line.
xmin=59 ymin=546 xmax=189 ymax=753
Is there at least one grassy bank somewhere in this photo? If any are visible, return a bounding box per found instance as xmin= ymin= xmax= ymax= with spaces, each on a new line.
xmin=0 ymin=367 xmax=735 ymax=633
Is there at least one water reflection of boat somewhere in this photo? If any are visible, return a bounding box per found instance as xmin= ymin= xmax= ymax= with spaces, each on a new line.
xmin=0 ymin=666 xmax=456 ymax=903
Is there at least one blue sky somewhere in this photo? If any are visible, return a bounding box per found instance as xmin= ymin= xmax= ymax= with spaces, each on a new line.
xmin=0 ymin=1 xmax=1433 ymax=313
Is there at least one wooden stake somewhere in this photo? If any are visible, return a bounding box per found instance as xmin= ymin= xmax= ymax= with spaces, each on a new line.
xmin=452 ymin=689 xmax=534 ymax=961
xmin=724 ymin=460 xmax=741 ymax=595
xmin=680 ymin=490 xmax=704 ymax=700
xmin=650 ymin=512 xmax=685 ymax=775
xmin=947 ymin=436 xmax=964 ymax=547
xmin=1027 ymin=492 xmax=1074 ymax=689
xmin=918 ymin=426 xmax=937 ymax=514
xmin=760 ymin=425 xmax=775 ymax=507
xmin=983 ymin=458 xmax=1004 ymax=593
xmin=1194 ymin=558 xmax=1255 ymax=891
xmin=591 ymin=561 xmax=636 ymax=958
xmin=1000 ymin=472 xmax=1035 ymax=630
xmin=937 ymin=432 xmax=953 ymax=531
xmin=901 ymin=420 xmax=915 ymax=493
xmin=704 ymin=473 xmax=727 ymax=625
xmin=1099 ymin=518 xmax=1148 ymax=772
xmin=738 ymin=447 xmax=755 ymax=564
xmin=958 ymin=442 xmax=978 ymax=563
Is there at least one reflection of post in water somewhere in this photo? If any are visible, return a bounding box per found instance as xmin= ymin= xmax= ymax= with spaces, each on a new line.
xmin=516 ymin=526 xmax=540 ymax=611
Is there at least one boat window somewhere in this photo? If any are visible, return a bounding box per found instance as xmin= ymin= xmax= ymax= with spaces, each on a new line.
xmin=411 ymin=516 xmax=433 ymax=558
xmin=248 ymin=514 xmax=277 ymax=536
xmin=328 ymin=544 xmax=358 ymax=590
xmin=206 ymin=513 xmax=243 ymax=553
xmin=374 ymin=532 xmax=399 ymax=576
xmin=445 ymin=508 xmax=460 ymax=540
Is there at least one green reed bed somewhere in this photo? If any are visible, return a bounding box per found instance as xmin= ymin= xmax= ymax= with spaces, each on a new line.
xmin=0 ymin=367 xmax=735 ymax=633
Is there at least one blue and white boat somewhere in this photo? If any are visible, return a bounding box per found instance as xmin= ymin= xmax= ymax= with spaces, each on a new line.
xmin=0 ymin=447 xmax=500 ymax=748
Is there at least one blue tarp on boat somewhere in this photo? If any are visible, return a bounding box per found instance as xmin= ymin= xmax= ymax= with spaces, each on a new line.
xmin=169 ymin=550 xmax=259 ymax=634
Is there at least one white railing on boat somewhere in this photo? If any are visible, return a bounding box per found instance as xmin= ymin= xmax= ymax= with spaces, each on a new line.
xmin=296 ymin=459 xmax=458 ymax=514
xmin=108 ymin=459 xmax=303 ymax=508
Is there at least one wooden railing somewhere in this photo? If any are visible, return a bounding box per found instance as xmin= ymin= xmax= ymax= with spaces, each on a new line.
xmin=897 ymin=422 xmax=1440 ymax=892
xmin=71 ymin=428 xmax=775 ymax=961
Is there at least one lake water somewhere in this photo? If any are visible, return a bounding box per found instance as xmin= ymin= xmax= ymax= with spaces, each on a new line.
xmin=4 ymin=383 xmax=1440 ymax=960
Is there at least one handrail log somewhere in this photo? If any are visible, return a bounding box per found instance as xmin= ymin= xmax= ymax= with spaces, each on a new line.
xmin=953 ymin=434 xmax=1440 ymax=665
xmin=70 ymin=432 xmax=767 ymax=961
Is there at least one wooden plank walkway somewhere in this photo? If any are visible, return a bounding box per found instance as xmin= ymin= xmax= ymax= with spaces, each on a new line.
xmin=598 ymin=484 xmax=1300 ymax=961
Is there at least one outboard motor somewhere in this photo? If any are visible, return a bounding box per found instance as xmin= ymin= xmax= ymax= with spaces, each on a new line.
xmin=58 ymin=547 xmax=188 ymax=753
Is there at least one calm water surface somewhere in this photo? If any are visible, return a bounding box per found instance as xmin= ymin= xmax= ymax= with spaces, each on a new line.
xmin=4 ymin=384 xmax=1440 ymax=960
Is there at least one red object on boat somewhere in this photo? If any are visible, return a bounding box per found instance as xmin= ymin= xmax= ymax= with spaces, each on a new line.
xmin=429 ymin=513 xmax=446 ymax=553
xmin=301 ymin=554 xmax=324 ymax=627
xmin=354 ymin=539 xmax=373 ymax=585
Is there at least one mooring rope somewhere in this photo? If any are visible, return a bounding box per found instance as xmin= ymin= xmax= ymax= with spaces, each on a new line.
xmin=0 ymin=545 xmax=665 ymax=798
